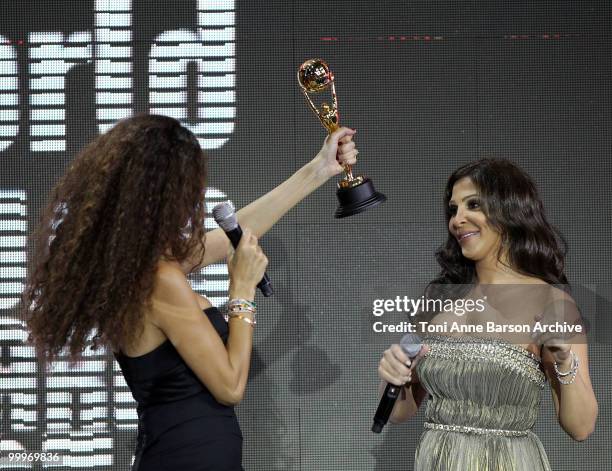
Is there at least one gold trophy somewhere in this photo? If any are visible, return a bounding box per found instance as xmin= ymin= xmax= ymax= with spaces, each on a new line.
xmin=298 ymin=58 xmax=386 ymax=218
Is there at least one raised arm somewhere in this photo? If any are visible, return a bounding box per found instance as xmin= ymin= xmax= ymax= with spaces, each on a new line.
xmin=181 ymin=127 xmax=357 ymax=273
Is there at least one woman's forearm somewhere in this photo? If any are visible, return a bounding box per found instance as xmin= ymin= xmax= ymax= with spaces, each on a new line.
xmin=218 ymin=285 xmax=257 ymax=405
xmin=556 ymin=360 xmax=598 ymax=441
xmin=236 ymin=156 xmax=330 ymax=237
xmin=223 ymin=319 xmax=254 ymax=404
xmin=199 ymin=157 xmax=331 ymax=267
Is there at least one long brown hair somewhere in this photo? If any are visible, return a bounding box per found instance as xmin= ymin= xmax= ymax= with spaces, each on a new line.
xmin=421 ymin=158 xmax=569 ymax=318
xmin=435 ymin=158 xmax=568 ymax=284
xmin=22 ymin=114 xmax=208 ymax=365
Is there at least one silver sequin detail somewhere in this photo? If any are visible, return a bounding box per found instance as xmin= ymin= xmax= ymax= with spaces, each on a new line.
xmin=422 ymin=335 xmax=546 ymax=388
xmin=424 ymin=421 xmax=529 ymax=437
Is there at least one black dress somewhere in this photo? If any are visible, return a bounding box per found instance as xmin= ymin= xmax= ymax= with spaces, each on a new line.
xmin=114 ymin=307 xmax=244 ymax=471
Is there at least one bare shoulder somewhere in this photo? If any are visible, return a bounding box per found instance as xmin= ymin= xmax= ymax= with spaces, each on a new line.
xmin=518 ymin=277 xmax=577 ymax=308
xmin=539 ymin=283 xmax=580 ymax=318
xmin=547 ymin=284 xmax=576 ymax=303
xmin=154 ymin=261 xmax=192 ymax=299
xmin=149 ymin=261 xmax=212 ymax=325
xmin=517 ymin=276 xmax=550 ymax=287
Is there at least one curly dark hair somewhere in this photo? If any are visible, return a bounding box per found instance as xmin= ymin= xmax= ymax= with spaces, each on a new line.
xmin=423 ymin=158 xmax=569 ymax=305
xmin=21 ymin=114 xmax=208 ymax=365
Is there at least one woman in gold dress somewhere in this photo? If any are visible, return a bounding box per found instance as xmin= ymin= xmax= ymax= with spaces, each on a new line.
xmin=377 ymin=159 xmax=598 ymax=470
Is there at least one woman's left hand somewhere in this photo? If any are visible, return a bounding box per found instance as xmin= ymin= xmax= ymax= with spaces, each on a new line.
xmin=531 ymin=313 xmax=574 ymax=365
xmin=541 ymin=340 xmax=572 ymax=366
xmin=312 ymin=127 xmax=358 ymax=179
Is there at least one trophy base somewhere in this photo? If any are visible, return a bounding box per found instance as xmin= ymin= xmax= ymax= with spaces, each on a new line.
xmin=334 ymin=178 xmax=386 ymax=219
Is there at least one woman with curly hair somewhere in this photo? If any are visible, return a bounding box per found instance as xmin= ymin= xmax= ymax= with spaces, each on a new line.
xmin=22 ymin=114 xmax=358 ymax=470
xmin=377 ymin=159 xmax=597 ymax=470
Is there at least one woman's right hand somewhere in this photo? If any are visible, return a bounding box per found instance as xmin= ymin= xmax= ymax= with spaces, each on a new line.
xmin=227 ymin=227 xmax=268 ymax=300
xmin=378 ymin=344 xmax=429 ymax=386
xmin=378 ymin=344 xmax=413 ymax=386
xmin=311 ymin=127 xmax=358 ymax=180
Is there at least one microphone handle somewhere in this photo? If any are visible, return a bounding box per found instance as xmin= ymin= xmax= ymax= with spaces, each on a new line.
xmin=371 ymin=340 xmax=422 ymax=433
xmin=371 ymin=382 xmax=402 ymax=433
xmin=225 ymin=226 xmax=274 ymax=297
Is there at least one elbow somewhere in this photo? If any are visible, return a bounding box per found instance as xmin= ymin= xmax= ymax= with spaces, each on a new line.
xmin=388 ymin=409 xmax=411 ymax=425
xmin=215 ymin=393 xmax=241 ymax=406
xmin=565 ymin=413 xmax=597 ymax=442
xmin=208 ymin=366 xmax=249 ymax=406
xmin=215 ymin=384 xmax=246 ymax=406
xmin=569 ymin=427 xmax=595 ymax=442
xmin=561 ymin=399 xmax=599 ymax=442
xmin=227 ymin=388 xmax=246 ymax=406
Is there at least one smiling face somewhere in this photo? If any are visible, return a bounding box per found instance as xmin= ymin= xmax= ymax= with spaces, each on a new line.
xmin=448 ymin=177 xmax=503 ymax=264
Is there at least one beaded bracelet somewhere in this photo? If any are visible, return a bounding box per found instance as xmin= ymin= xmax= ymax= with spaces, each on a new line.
xmin=227 ymin=298 xmax=257 ymax=314
xmin=224 ymin=298 xmax=257 ymax=326
xmin=554 ymin=351 xmax=579 ymax=385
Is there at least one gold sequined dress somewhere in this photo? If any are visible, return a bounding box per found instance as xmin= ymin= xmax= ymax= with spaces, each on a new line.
xmin=414 ymin=335 xmax=551 ymax=471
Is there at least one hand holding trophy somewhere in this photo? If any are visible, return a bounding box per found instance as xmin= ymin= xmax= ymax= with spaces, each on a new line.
xmin=298 ymin=59 xmax=386 ymax=218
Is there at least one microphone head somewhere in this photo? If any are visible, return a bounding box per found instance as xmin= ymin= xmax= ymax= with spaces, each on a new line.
xmin=399 ymin=333 xmax=422 ymax=358
xmin=212 ymin=202 xmax=238 ymax=231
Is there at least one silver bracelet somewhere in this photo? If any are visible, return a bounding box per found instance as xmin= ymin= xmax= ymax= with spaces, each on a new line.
xmin=554 ymin=351 xmax=579 ymax=385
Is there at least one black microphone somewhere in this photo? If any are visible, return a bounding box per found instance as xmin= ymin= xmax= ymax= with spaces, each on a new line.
xmin=371 ymin=333 xmax=422 ymax=433
xmin=212 ymin=202 xmax=274 ymax=297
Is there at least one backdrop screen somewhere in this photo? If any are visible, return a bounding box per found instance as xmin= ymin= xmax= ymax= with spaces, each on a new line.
xmin=1 ymin=1 xmax=610 ymax=469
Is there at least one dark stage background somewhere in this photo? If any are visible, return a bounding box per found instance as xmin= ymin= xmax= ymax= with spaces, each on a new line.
xmin=0 ymin=1 xmax=610 ymax=469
